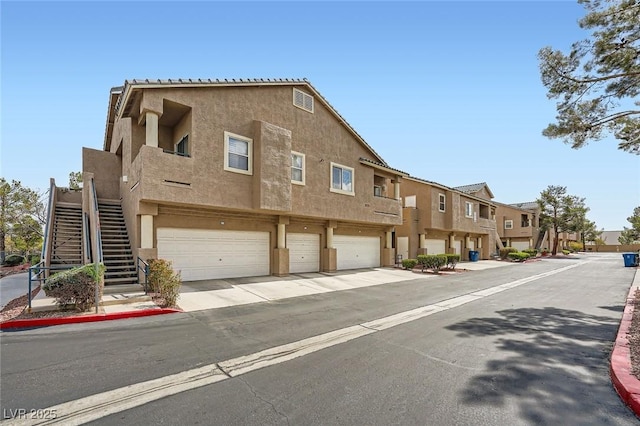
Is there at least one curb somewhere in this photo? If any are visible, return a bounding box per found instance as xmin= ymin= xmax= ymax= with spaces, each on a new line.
xmin=0 ymin=308 xmax=182 ymax=331
xmin=610 ymin=282 xmax=640 ymax=417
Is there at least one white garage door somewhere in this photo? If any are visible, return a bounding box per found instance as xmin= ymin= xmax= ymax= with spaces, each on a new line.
xmin=288 ymin=233 xmax=320 ymax=273
xmin=157 ymin=228 xmax=270 ymax=281
xmin=424 ymin=239 xmax=446 ymax=255
xmin=334 ymin=235 xmax=380 ymax=270
xmin=512 ymin=241 xmax=530 ymax=251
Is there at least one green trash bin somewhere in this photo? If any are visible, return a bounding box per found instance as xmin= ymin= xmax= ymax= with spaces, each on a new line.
xmin=622 ymin=253 xmax=639 ymax=267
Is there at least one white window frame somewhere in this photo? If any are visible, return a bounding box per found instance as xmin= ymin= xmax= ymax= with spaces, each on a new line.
xmin=505 ymin=219 xmax=513 ymax=229
xmin=293 ymin=88 xmax=314 ymax=113
xmin=330 ymin=162 xmax=355 ymax=196
xmin=174 ymin=134 xmax=189 ymax=157
xmin=465 ymin=201 xmax=473 ymax=218
xmin=438 ymin=193 xmax=446 ymax=212
xmin=291 ymin=151 xmax=305 ymax=185
xmin=224 ymin=131 xmax=253 ymax=175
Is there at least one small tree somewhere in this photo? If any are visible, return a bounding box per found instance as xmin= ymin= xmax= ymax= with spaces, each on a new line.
xmin=619 ymin=206 xmax=640 ymax=244
xmin=69 ymin=171 xmax=83 ymax=190
xmin=537 ymin=185 xmax=589 ymax=255
xmin=0 ymin=178 xmax=43 ymax=263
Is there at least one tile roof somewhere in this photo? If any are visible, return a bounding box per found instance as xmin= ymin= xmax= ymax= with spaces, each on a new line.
xmin=453 ymin=182 xmax=495 ymax=199
xmin=509 ymin=201 xmax=539 ymax=210
xmin=359 ymin=158 xmax=408 ymax=176
xmin=453 ymin=182 xmax=488 ymax=194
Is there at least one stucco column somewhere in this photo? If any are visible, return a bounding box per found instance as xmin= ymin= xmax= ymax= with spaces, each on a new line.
xmin=383 ymin=230 xmax=395 ymax=266
xmin=417 ymin=233 xmax=427 ymax=255
xmin=326 ymin=226 xmax=334 ymax=249
xmin=449 ymin=234 xmax=456 ymax=254
xmin=273 ymin=217 xmax=290 ymax=276
xmin=394 ymin=179 xmax=401 ymax=201
xmin=323 ymin=223 xmax=337 ymax=272
xmin=141 ymin=215 xmax=154 ymax=249
xmin=507 ymin=238 xmax=511 ymax=247
xmin=145 ymin=111 xmax=159 ymax=148
xmin=529 ymin=238 xmax=533 ymax=249
xmin=478 ymin=238 xmax=482 ymax=248
xmin=277 ymin=223 xmax=286 ymax=249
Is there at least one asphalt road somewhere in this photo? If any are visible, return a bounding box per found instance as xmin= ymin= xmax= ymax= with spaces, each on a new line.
xmin=1 ymin=253 xmax=638 ymax=425
xmin=0 ymin=272 xmax=29 ymax=310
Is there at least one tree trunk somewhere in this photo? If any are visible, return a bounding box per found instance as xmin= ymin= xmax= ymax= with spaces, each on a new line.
xmin=551 ymin=226 xmax=559 ymax=255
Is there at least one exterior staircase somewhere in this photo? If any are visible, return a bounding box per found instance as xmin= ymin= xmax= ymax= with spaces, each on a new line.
xmin=50 ymin=203 xmax=83 ymax=267
xmin=535 ymin=229 xmax=548 ymax=250
xmin=98 ymin=200 xmax=138 ymax=286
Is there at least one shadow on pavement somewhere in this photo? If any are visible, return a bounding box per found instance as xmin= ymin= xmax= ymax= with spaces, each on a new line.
xmin=446 ymin=307 xmax=635 ymax=424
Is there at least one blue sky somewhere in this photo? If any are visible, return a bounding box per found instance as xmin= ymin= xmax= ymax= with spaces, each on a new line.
xmin=2 ymin=1 xmax=638 ymax=231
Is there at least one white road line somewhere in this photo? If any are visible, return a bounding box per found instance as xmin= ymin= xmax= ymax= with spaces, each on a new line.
xmin=8 ymin=261 xmax=587 ymax=425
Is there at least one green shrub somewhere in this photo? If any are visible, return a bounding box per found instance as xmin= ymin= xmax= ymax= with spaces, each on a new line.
xmin=507 ymin=252 xmax=530 ymax=262
xmin=147 ymin=258 xmax=182 ymax=307
xmin=30 ymin=254 xmax=41 ymax=265
xmin=568 ymin=242 xmax=582 ymax=252
xmin=3 ymin=254 xmax=25 ymax=266
xmin=445 ymin=254 xmax=460 ymax=270
xmin=401 ymin=259 xmax=418 ymax=270
xmin=523 ymin=249 xmax=538 ymax=257
xmin=417 ymin=254 xmax=448 ymax=273
xmin=499 ymin=247 xmax=517 ymax=259
xmin=43 ymin=263 xmax=105 ymax=311
xmin=562 ymin=249 xmax=571 ymax=255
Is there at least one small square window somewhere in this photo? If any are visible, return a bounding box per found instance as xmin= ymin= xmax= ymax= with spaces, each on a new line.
xmin=505 ymin=220 xmax=513 ymax=229
xmin=224 ymin=131 xmax=252 ymax=175
xmin=175 ymin=135 xmax=189 ymax=157
xmin=438 ymin=193 xmax=446 ymax=212
xmin=330 ymin=162 xmax=354 ymax=195
xmin=465 ymin=201 xmax=473 ymax=218
xmin=291 ymin=151 xmax=305 ymax=185
xmin=374 ymin=185 xmax=382 ymax=197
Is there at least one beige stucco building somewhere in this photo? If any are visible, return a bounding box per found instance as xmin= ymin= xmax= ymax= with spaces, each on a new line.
xmin=494 ymin=201 xmax=542 ymax=251
xmin=395 ymin=180 xmax=498 ymax=261
xmin=79 ymin=79 xmax=407 ymax=282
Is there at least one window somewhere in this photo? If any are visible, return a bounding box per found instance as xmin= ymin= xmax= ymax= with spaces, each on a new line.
xmin=291 ymin=151 xmax=305 ymax=185
xmin=465 ymin=201 xmax=473 ymax=217
xmin=438 ymin=193 xmax=446 ymax=212
xmin=175 ymin=135 xmax=189 ymax=157
xmin=374 ymin=186 xmax=382 ymax=197
xmin=293 ymin=88 xmax=314 ymax=113
xmin=330 ymin=162 xmax=354 ymax=195
xmin=505 ymin=220 xmax=513 ymax=229
xmin=224 ymin=132 xmax=252 ymax=175
xmin=521 ymin=214 xmax=530 ymax=227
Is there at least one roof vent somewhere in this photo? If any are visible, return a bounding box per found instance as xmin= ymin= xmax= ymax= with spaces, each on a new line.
xmin=293 ymin=88 xmax=314 ymax=113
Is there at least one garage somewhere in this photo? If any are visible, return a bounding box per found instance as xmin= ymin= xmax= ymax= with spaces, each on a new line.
xmin=157 ymin=228 xmax=270 ymax=281
xmin=333 ymin=235 xmax=380 ymax=270
xmin=512 ymin=241 xmax=530 ymax=251
xmin=424 ymin=239 xmax=446 ymax=255
xmin=288 ymin=233 xmax=320 ymax=273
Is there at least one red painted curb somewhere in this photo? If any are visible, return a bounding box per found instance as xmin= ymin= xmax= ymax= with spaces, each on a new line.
xmin=0 ymin=308 xmax=182 ymax=330
xmin=610 ymin=283 xmax=640 ymax=418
